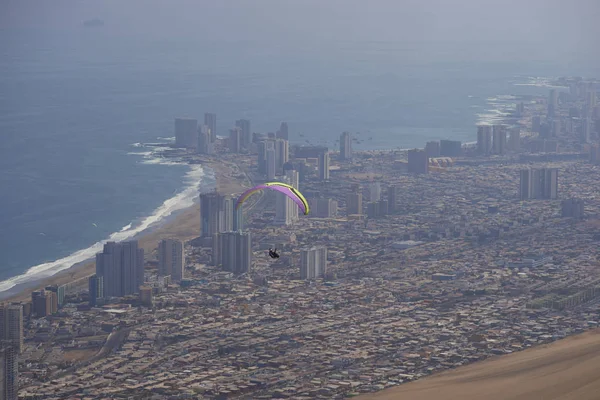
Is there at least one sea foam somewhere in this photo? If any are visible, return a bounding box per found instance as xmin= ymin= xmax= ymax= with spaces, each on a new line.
xmin=0 ymin=144 xmax=206 ymax=293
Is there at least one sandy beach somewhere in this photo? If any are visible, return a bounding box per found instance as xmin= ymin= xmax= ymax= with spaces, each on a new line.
xmin=358 ymin=328 xmax=600 ymax=400
xmin=1 ymin=158 xmax=248 ymax=304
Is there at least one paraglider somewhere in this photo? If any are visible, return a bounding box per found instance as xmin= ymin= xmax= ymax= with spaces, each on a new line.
xmin=235 ymin=182 xmax=310 ymax=216
xmin=236 ymin=182 xmax=309 ymax=260
xmin=268 ymin=248 xmax=280 ymax=259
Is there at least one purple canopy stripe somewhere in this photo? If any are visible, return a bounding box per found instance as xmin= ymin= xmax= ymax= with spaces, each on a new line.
xmin=235 ymin=182 xmax=310 ymax=215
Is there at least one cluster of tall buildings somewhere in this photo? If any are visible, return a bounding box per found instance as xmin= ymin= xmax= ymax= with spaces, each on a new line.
xmin=212 ymin=231 xmax=252 ymax=275
xmin=476 ymin=125 xmax=517 ymax=155
xmin=1 ymin=303 xmax=23 ymax=400
xmin=519 ymin=168 xmax=559 ymax=200
xmin=258 ymin=138 xmax=289 ymax=179
xmin=199 ymin=191 xmax=251 ymax=274
xmin=95 ymin=241 xmax=144 ymax=299
xmin=89 ymin=238 xmax=185 ymax=307
xmin=174 ymin=113 xmax=217 ymax=154
xmin=533 ymin=84 xmax=599 ymax=149
xmin=300 ymin=246 xmax=328 ymax=280
xmin=200 ymin=192 xmax=244 ymax=238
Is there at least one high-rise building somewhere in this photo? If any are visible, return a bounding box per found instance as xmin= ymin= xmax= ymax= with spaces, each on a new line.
xmin=407 ymin=149 xmax=428 ymax=173
xmin=139 ymin=287 xmax=153 ymax=306
xmin=274 ymin=170 xmax=299 ymax=225
xmin=587 ymin=91 xmax=597 ymax=110
xmin=32 ymin=290 xmax=52 ymax=317
xmin=346 ymin=191 xmax=363 ymax=215
xmin=0 ymin=304 xmax=23 ymax=354
xmin=235 ymin=119 xmax=251 ymax=149
xmin=369 ymin=182 xmax=381 ymax=202
xmin=95 ymin=241 xmax=144 ymax=298
xmin=48 ymin=292 xmax=58 ymax=314
xmin=425 ymin=141 xmax=441 ymax=158
xmin=477 ymin=125 xmax=493 ymax=155
xmin=1 ymin=346 xmax=18 ymax=400
xmin=367 ymin=201 xmax=381 ymax=219
xmin=561 ymin=198 xmax=584 ymax=219
xmin=340 ymin=131 xmax=353 ymax=160
xmin=257 ymin=140 xmax=275 ymax=175
xmin=158 ymin=239 xmax=185 ymax=282
xmin=266 ymin=147 xmax=276 ymax=180
xmin=541 ymin=168 xmax=559 ymax=199
xmin=440 ymin=140 xmax=462 ymax=157
xmin=197 ymin=125 xmax=213 ymax=155
xmin=174 ymin=118 xmax=198 ymax=149
xmin=318 ymin=151 xmax=330 ymax=180
xmin=229 ymin=127 xmax=242 ymax=153
xmin=548 ymin=89 xmax=558 ymax=117
xmin=204 ymin=113 xmax=217 ymax=142
xmin=581 ymin=118 xmax=591 ymax=143
xmin=88 ymin=274 xmax=104 ymax=307
xmin=277 ymin=122 xmax=289 ymax=140
xmin=387 ymin=185 xmax=398 ymax=213
xmin=200 ymin=192 xmax=232 ymax=238
xmin=275 ymin=139 xmax=289 ymax=173
xmin=275 ymin=175 xmax=293 ymax=226
xmin=44 ymin=285 xmax=65 ymax=308
xmin=300 ymin=246 xmax=327 ymax=280
xmin=492 ymin=125 xmax=507 ymax=155
xmin=308 ymin=198 xmax=338 ymax=218
xmin=519 ymin=168 xmax=558 ymax=200
xmin=508 ymin=128 xmax=521 ymax=151
xmin=551 ymin=119 xmax=562 ymax=137
xmin=233 ymin=207 xmax=244 ymax=231
xmin=215 ymin=231 xmax=252 ymax=274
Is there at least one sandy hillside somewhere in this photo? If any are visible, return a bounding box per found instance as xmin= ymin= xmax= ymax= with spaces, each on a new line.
xmin=359 ymin=329 xmax=600 ymax=400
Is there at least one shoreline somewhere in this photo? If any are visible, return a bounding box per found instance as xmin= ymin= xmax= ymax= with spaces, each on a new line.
xmin=0 ymin=157 xmax=249 ymax=304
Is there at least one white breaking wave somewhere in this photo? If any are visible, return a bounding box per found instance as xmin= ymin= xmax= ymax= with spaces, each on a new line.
xmin=127 ymin=151 xmax=153 ymax=157
xmin=156 ymin=136 xmax=175 ymax=141
xmin=512 ymin=76 xmax=566 ymax=88
xmin=0 ymin=155 xmax=205 ymax=293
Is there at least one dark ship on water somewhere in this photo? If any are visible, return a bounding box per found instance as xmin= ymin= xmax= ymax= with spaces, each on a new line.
xmin=83 ymin=19 xmax=104 ymax=28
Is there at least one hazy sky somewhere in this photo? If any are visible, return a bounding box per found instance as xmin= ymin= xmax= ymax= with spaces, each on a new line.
xmin=2 ymin=0 xmax=599 ymax=63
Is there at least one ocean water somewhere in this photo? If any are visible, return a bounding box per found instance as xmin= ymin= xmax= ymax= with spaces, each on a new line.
xmin=1 ymin=28 xmax=598 ymax=293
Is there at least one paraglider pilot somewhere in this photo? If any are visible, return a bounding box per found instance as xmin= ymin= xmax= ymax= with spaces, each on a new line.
xmin=269 ymin=248 xmax=280 ymax=259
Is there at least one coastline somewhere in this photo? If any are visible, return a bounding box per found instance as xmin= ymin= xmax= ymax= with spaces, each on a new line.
xmin=0 ymin=157 xmax=248 ymax=304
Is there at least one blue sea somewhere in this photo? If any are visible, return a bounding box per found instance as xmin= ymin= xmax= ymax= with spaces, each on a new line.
xmin=1 ymin=27 xmax=598 ymax=294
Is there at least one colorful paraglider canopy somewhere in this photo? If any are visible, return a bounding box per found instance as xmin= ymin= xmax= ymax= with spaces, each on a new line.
xmin=235 ymin=182 xmax=310 ymax=215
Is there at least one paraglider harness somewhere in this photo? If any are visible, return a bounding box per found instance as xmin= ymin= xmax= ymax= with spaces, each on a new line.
xmin=268 ymin=248 xmax=280 ymax=259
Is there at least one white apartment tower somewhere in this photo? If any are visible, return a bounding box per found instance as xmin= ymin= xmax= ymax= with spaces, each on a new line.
xmin=300 ymin=246 xmax=328 ymax=280
xmin=266 ymin=147 xmax=276 ymax=180
xmin=275 ymin=170 xmax=300 ymax=226
xmin=340 ymin=131 xmax=353 ymax=160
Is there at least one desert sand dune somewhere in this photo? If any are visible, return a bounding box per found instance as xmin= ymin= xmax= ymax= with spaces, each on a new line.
xmin=359 ymin=329 xmax=600 ymax=400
